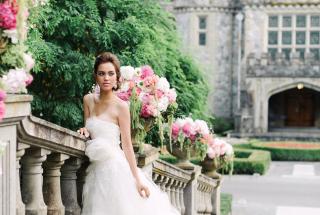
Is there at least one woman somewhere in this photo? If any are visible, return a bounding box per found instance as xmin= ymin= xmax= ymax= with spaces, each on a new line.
xmin=78 ymin=52 xmax=179 ymax=215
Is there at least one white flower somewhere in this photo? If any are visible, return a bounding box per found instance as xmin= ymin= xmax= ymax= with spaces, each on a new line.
xmin=23 ymin=53 xmax=35 ymax=72
xmin=195 ymin=119 xmax=210 ymax=135
xmin=3 ymin=29 xmax=18 ymax=44
xmin=120 ymin=81 xmax=130 ymax=92
xmin=225 ymin=143 xmax=233 ymax=156
xmin=156 ymin=77 xmax=170 ymax=93
xmin=120 ymin=66 xmax=135 ymax=80
xmin=3 ymin=68 xmax=28 ymax=93
xmin=157 ymin=96 xmax=169 ymax=112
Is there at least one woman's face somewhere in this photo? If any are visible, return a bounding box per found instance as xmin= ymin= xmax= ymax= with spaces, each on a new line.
xmin=95 ymin=62 xmax=117 ymax=92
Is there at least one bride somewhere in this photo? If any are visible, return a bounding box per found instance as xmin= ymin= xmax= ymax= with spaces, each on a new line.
xmin=77 ymin=52 xmax=179 ymax=215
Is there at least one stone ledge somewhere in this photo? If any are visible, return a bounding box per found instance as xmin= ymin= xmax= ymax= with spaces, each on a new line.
xmin=153 ymin=159 xmax=193 ymax=182
xmin=17 ymin=115 xmax=86 ymax=157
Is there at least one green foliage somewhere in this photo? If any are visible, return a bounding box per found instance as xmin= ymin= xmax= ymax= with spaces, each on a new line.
xmin=27 ymin=0 xmax=208 ymax=131
xmin=209 ymin=117 xmax=234 ymax=136
xmin=229 ymin=148 xmax=271 ymax=175
xmin=251 ymin=141 xmax=320 ymax=161
xmin=221 ymin=193 xmax=232 ymax=215
xmin=159 ymin=153 xmax=178 ymax=164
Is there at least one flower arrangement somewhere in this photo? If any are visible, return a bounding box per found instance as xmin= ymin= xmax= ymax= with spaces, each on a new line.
xmin=202 ymin=137 xmax=234 ymax=177
xmin=0 ymin=0 xmax=43 ymax=122
xmin=170 ymin=117 xmax=211 ymax=160
xmin=117 ymin=65 xmax=178 ymax=152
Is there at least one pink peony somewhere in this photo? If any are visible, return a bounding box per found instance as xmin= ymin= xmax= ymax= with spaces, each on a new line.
xmin=167 ymin=89 xmax=177 ymax=103
xmin=141 ymin=104 xmax=155 ymax=118
xmin=156 ymin=89 xmax=164 ymax=99
xmin=171 ymin=123 xmax=180 ymax=137
xmin=0 ymin=101 xmax=5 ymax=121
xmin=0 ymin=90 xmax=6 ymax=101
xmin=117 ymin=91 xmax=131 ymax=101
xmin=0 ymin=1 xmax=17 ymax=29
xmin=182 ymin=122 xmax=192 ymax=137
xmin=140 ymin=65 xmax=154 ymax=79
xmin=25 ymin=74 xmax=33 ymax=86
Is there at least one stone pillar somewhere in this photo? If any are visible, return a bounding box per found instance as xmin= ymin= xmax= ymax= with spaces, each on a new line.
xmin=76 ymin=160 xmax=89 ymax=208
xmin=179 ymin=182 xmax=187 ymax=215
xmin=184 ymin=165 xmax=201 ymax=215
xmin=16 ymin=143 xmax=30 ymax=215
xmin=211 ymin=180 xmax=221 ymax=215
xmin=21 ymin=148 xmax=51 ymax=215
xmin=43 ymin=153 xmax=69 ymax=215
xmin=61 ymin=158 xmax=82 ymax=215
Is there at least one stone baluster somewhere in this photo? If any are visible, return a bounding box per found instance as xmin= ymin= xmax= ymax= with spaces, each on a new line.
xmin=206 ymin=186 xmax=213 ymax=214
xmin=173 ymin=180 xmax=181 ymax=213
xmin=179 ymin=182 xmax=187 ymax=215
xmin=43 ymin=153 xmax=70 ymax=215
xmin=165 ymin=178 xmax=175 ymax=204
xmin=169 ymin=179 xmax=178 ymax=210
xmin=16 ymin=143 xmax=30 ymax=215
xmin=21 ymin=148 xmax=51 ymax=215
xmin=76 ymin=160 xmax=89 ymax=207
xmin=61 ymin=157 xmax=82 ymax=215
xmin=198 ymin=184 xmax=206 ymax=213
xmin=160 ymin=176 xmax=169 ymax=195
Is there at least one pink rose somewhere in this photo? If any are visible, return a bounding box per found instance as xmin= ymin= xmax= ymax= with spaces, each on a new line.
xmin=0 ymin=101 xmax=5 ymax=121
xmin=0 ymin=90 xmax=7 ymax=101
xmin=140 ymin=65 xmax=154 ymax=79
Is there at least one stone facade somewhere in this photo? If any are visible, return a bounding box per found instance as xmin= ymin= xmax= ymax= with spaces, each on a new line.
xmin=162 ymin=0 xmax=320 ymax=136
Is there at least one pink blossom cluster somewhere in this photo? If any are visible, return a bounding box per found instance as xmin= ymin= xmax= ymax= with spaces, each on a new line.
xmin=117 ymin=65 xmax=177 ymax=118
xmin=0 ymin=1 xmax=17 ymax=30
xmin=0 ymin=90 xmax=6 ymax=121
xmin=206 ymin=137 xmax=233 ymax=159
xmin=171 ymin=117 xmax=210 ymax=143
xmin=1 ymin=68 xmax=33 ymax=94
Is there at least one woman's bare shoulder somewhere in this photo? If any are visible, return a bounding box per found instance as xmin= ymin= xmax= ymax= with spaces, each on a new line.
xmin=114 ymin=96 xmax=129 ymax=112
xmin=83 ymin=93 xmax=94 ymax=103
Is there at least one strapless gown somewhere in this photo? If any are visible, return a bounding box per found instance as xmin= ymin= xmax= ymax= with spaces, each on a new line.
xmin=81 ymin=117 xmax=180 ymax=215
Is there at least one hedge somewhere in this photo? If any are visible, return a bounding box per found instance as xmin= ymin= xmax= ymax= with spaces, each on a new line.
xmin=251 ymin=141 xmax=320 ymax=161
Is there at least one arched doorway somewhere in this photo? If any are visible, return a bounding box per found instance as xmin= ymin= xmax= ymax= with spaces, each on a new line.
xmin=268 ymin=87 xmax=320 ymax=129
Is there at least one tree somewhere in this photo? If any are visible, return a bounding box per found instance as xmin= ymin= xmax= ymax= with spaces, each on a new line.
xmin=27 ymin=0 xmax=209 ymax=130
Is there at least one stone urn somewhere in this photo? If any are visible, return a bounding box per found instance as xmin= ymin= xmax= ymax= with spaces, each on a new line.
xmin=167 ymin=143 xmax=195 ymax=170
xmin=200 ymin=155 xmax=221 ymax=179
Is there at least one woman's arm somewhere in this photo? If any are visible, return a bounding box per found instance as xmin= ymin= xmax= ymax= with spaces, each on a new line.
xmin=118 ymin=101 xmax=150 ymax=198
xmin=78 ymin=94 xmax=90 ymax=137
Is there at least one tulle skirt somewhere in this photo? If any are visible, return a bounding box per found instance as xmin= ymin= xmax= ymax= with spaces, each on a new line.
xmin=81 ymin=138 xmax=179 ymax=215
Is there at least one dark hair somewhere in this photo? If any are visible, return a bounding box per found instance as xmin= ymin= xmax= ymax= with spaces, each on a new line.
xmin=94 ymin=52 xmax=121 ymax=90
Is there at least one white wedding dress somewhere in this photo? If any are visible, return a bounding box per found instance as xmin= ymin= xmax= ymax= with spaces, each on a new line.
xmin=81 ymin=116 xmax=180 ymax=215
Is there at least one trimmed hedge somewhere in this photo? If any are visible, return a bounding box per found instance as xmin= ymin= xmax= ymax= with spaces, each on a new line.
xmin=221 ymin=193 xmax=232 ymax=215
xmin=231 ymin=148 xmax=271 ymax=175
xmin=251 ymin=142 xmax=320 ymax=161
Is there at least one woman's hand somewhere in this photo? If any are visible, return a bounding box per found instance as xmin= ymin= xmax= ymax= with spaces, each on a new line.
xmin=136 ymin=181 xmax=150 ymax=198
xmin=77 ymin=127 xmax=90 ymax=138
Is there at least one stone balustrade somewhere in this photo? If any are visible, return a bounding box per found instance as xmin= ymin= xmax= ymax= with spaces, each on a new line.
xmin=0 ymin=95 xmax=221 ymax=215
xmin=247 ymin=52 xmax=320 ymax=77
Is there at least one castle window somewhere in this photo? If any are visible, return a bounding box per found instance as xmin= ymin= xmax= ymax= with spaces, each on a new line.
xmin=267 ymin=14 xmax=320 ymax=60
xmin=198 ymin=16 xmax=207 ymax=46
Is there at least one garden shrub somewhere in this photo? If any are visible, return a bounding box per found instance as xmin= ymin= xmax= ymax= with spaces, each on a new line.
xmin=251 ymin=141 xmax=320 ymax=161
